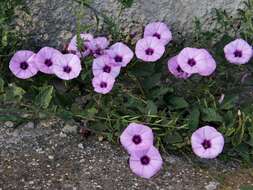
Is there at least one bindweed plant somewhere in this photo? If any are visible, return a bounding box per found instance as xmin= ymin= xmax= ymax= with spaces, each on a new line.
xmin=0 ymin=0 xmax=253 ymax=165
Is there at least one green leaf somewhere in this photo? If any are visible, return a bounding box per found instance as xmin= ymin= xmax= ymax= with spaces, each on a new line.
xmin=149 ymin=86 xmax=173 ymax=99
xmin=5 ymin=83 xmax=25 ymax=102
xmin=188 ymin=108 xmax=200 ymax=130
xmin=0 ymin=77 xmax=4 ymax=93
xmin=232 ymin=123 xmax=245 ymax=146
xmin=168 ymin=97 xmax=189 ymax=110
xmin=201 ymin=108 xmax=223 ymax=122
xmin=130 ymin=63 xmax=154 ymax=77
xmin=163 ymin=132 xmax=183 ymax=145
xmin=35 ymin=85 xmax=54 ymax=109
xmin=146 ymin=100 xmax=157 ymax=115
xmin=240 ymin=186 xmax=253 ymax=190
xmin=0 ymin=114 xmax=21 ymax=122
xmin=118 ymin=0 xmax=134 ymax=8
xmin=142 ymin=73 xmax=161 ymax=90
xmin=75 ymin=107 xmax=98 ymax=120
xmin=220 ymin=95 xmax=239 ymax=110
xmin=57 ymin=110 xmax=73 ymax=120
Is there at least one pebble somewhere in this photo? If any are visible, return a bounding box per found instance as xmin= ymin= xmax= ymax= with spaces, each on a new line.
xmin=62 ymin=124 xmax=78 ymax=134
xmin=78 ymin=143 xmax=84 ymax=149
xmin=205 ymin=181 xmax=219 ymax=190
xmin=4 ymin=121 xmax=14 ymax=128
xmin=48 ymin=155 xmax=54 ymax=160
xmin=28 ymin=181 xmax=34 ymax=185
xmin=59 ymin=132 xmax=67 ymax=138
xmin=24 ymin=122 xmax=34 ymax=129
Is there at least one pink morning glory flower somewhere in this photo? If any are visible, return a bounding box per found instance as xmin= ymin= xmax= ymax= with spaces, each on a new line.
xmin=52 ymin=53 xmax=82 ymax=80
xmin=144 ymin=22 xmax=172 ymax=46
xmin=92 ymin=72 xmax=115 ymax=94
xmin=106 ymin=42 xmax=134 ymax=67
xmin=191 ymin=126 xmax=224 ymax=159
xmin=92 ymin=54 xmax=121 ymax=78
xmin=197 ymin=49 xmax=217 ymax=76
xmin=135 ymin=37 xmax=165 ymax=62
xmin=129 ymin=146 xmax=163 ymax=179
xmin=120 ymin=123 xmax=154 ymax=154
xmin=67 ymin=33 xmax=93 ymax=58
xmin=224 ymin=39 xmax=252 ymax=64
xmin=177 ymin=47 xmax=207 ymax=74
xmin=35 ymin=47 xmax=62 ymax=74
xmin=167 ymin=56 xmax=191 ymax=79
xmin=9 ymin=50 xmax=38 ymax=79
xmin=87 ymin=37 xmax=109 ymax=57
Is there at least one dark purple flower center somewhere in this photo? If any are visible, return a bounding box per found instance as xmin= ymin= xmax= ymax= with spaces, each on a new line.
xmin=69 ymin=50 xmax=76 ymax=55
xmin=202 ymin=139 xmax=211 ymax=149
xmin=153 ymin=32 xmax=161 ymax=39
xmin=114 ymin=55 xmax=123 ymax=62
xmin=20 ymin=61 xmax=28 ymax=70
xmin=140 ymin=155 xmax=150 ymax=165
xmin=81 ymin=45 xmax=88 ymax=52
xmin=234 ymin=50 xmax=242 ymax=58
xmin=132 ymin=135 xmax=142 ymax=145
xmin=176 ymin=66 xmax=184 ymax=73
xmin=95 ymin=49 xmax=102 ymax=56
xmin=100 ymin=82 xmax=107 ymax=88
xmin=103 ymin=65 xmax=111 ymax=73
xmin=145 ymin=48 xmax=154 ymax=55
xmin=45 ymin=59 xmax=53 ymax=67
xmin=63 ymin=66 xmax=72 ymax=73
xmin=187 ymin=58 xmax=196 ymax=67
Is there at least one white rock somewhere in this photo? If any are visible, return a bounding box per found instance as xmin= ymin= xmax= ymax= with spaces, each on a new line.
xmin=62 ymin=124 xmax=78 ymax=134
xmin=205 ymin=181 xmax=219 ymax=190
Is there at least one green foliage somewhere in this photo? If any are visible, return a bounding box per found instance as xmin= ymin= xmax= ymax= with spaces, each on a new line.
xmin=35 ymin=85 xmax=54 ymax=109
xmin=118 ymin=0 xmax=134 ymax=8
xmin=0 ymin=0 xmax=253 ymax=163
xmin=0 ymin=0 xmax=26 ymax=80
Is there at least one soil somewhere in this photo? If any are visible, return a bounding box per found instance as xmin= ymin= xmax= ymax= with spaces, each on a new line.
xmin=0 ymin=120 xmax=253 ymax=190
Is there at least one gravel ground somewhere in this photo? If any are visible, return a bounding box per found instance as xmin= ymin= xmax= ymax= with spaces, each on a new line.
xmin=0 ymin=120 xmax=253 ymax=190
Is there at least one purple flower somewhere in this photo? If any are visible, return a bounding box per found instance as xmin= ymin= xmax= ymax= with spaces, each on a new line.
xmin=191 ymin=126 xmax=224 ymax=159
xmin=167 ymin=56 xmax=191 ymax=79
xmin=106 ymin=42 xmax=134 ymax=67
xmin=129 ymin=146 xmax=163 ymax=179
xmin=92 ymin=73 xmax=115 ymax=94
xmin=87 ymin=37 xmax=109 ymax=57
xmin=135 ymin=37 xmax=165 ymax=62
xmin=144 ymin=22 xmax=172 ymax=46
xmin=35 ymin=47 xmax=62 ymax=74
xmin=67 ymin=33 xmax=93 ymax=58
xmin=92 ymin=54 xmax=121 ymax=78
xmin=52 ymin=53 xmax=82 ymax=80
xmin=224 ymin=39 xmax=252 ymax=64
xmin=177 ymin=47 xmax=207 ymax=74
xmin=120 ymin=123 xmax=154 ymax=154
xmin=9 ymin=50 xmax=38 ymax=79
xmin=197 ymin=49 xmax=216 ymax=76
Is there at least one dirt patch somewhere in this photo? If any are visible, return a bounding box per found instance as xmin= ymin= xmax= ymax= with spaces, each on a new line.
xmin=0 ymin=120 xmax=252 ymax=190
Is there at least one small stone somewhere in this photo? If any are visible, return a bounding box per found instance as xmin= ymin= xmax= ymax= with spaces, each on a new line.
xmin=167 ymin=156 xmax=177 ymax=164
xmin=24 ymin=122 xmax=34 ymax=129
xmin=28 ymin=181 xmax=34 ymax=185
xmin=4 ymin=121 xmax=14 ymax=128
xmin=205 ymin=181 xmax=219 ymax=190
xmin=98 ymin=135 xmax=104 ymax=142
xmin=78 ymin=143 xmax=84 ymax=149
xmin=48 ymin=155 xmax=54 ymax=160
xmin=62 ymin=124 xmax=78 ymax=134
xmin=59 ymin=132 xmax=67 ymax=138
